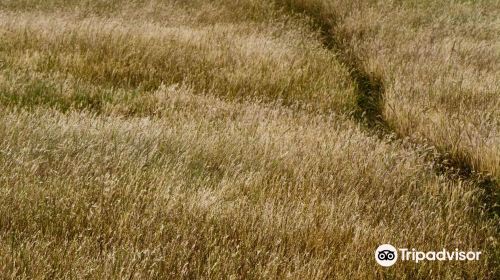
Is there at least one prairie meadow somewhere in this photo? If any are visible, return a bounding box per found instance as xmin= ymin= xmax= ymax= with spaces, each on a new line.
xmin=0 ymin=0 xmax=498 ymax=279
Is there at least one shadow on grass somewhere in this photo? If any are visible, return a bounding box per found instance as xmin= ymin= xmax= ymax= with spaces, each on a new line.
xmin=276 ymin=0 xmax=499 ymax=232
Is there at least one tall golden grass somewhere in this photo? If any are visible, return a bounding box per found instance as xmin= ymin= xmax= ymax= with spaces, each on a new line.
xmin=0 ymin=0 xmax=498 ymax=279
xmin=277 ymin=0 xmax=500 ymax=179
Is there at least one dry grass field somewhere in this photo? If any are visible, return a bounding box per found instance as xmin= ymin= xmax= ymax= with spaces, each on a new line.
xmin=0 ymin=0 xmax=498 ymax=279
xmin=278 ymin=0 xmax=500 ymax=179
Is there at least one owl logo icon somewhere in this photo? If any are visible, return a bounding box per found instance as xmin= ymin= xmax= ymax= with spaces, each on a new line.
xmin=375 ymin=244 xmax=398 ymax=267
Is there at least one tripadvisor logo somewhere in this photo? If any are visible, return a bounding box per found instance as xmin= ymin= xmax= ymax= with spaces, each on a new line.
xmin=375 ymin=244 xmax=398 ymax=267
xmin=375 ymin=244 xmax=482 ymax=267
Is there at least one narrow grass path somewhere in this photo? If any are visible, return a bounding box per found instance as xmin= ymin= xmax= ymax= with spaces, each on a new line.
xmin=276 ymin=0 xmax=500 ymax=247
xmin=0 ymin=1 xmax=498 ymax=278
